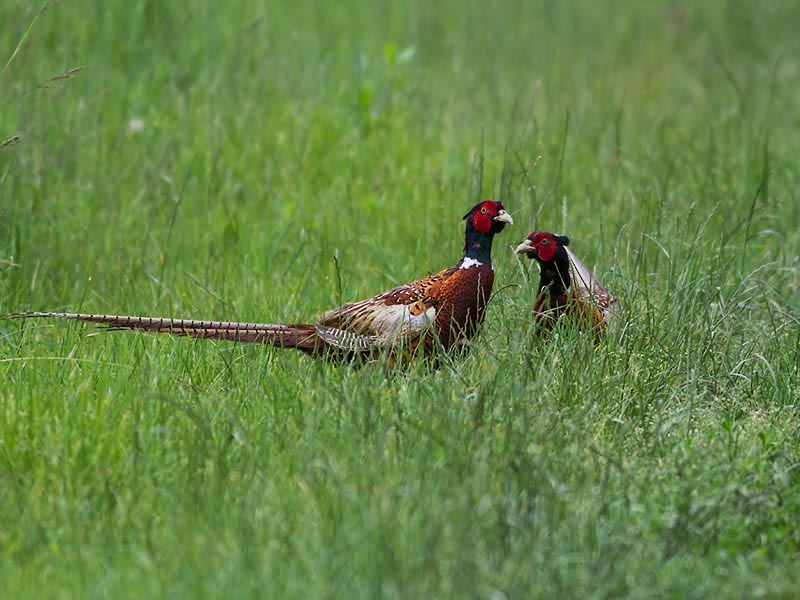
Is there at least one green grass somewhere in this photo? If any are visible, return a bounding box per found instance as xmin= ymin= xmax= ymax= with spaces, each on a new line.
xmin=2 ymin=0 xmax=799 ymax=597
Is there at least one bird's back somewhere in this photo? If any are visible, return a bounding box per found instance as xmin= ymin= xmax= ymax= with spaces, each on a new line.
xmin=315 ymin=260 xmax=495 ymax=356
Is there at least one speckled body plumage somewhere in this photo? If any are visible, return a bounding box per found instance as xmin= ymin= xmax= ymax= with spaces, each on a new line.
xmin=7 ymin=201 xmax=512 ymax=364
xmin=315 ymin=257 xmax=495 ymax=357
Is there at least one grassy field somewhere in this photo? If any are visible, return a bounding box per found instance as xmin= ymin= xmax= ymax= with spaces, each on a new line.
xmin=2 ymin=0 xmax=799 ymax=597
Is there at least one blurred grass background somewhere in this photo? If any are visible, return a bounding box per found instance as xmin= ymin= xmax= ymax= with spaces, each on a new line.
xmin=1 ymin=1 xmax=799 ymax=597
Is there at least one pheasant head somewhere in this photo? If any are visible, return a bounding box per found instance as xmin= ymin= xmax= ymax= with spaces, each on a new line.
xmin=462 ymin=200 xmax=514 ymax=264
xmin=514 ymin=232 xmax=572 ymax=294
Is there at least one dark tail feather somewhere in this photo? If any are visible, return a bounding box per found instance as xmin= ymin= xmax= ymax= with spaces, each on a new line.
xmin=4 ymin=312 xmax=320 ymax=351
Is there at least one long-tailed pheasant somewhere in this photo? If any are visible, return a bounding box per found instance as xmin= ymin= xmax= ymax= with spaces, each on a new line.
xmin=6 ymin=201 xmax=512 ymax=363
xmin=514 ymin=231 xmax=618 ymax=338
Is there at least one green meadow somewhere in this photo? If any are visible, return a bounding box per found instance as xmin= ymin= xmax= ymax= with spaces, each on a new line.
xmin=1 ymin=1 xmax=799 ymax=597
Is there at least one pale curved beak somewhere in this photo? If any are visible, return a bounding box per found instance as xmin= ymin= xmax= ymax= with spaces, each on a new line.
xmin=493 ymin=209 xmax=513 ymax=225
xmin=514 ymin=238 xmax=534 ymax=254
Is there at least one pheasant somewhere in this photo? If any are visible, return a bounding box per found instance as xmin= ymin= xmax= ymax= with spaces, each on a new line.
xmin=514 ymin=231 xmax=618 ymax=338
xmin=7 ymin=201 xmax=512 ymax=364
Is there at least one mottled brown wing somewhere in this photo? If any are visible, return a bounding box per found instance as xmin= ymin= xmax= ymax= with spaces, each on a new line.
xmin=565 ymin=246 xmax=619 ymax=326
xmin=315 ymin=266 xmax=457 ymax=340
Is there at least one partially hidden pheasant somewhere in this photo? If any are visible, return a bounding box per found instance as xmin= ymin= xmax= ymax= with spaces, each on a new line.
xmin=7 ymin=201 xmax=512 ymax=363
xmin=515 ymin=231 xmax=618 ymax=338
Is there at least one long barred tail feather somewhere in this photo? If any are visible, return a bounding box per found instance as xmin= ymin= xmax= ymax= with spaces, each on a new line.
xmin=3 ymin=311 xmax=388 ymax=358
xmin=4 ymin=311 xmax=322 ymax=351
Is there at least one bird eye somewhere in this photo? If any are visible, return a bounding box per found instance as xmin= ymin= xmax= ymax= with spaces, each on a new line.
xmin=480 ymin=207 xmax=489 ymax=214
xmin=540 ymin=238 xmax=550 ymax=245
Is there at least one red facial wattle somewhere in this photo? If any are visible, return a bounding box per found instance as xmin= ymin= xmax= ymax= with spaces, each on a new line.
xmin=472 ymin=202 xmax=497 ymax=233
xmin=536 ymin=243 xmax=555 ymax=261
xmin=532 ymin=233 xmax=556 ymax=261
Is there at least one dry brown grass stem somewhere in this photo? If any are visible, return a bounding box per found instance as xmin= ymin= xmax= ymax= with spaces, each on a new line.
xmin=0 ymin=134 xmax=20 ymax=150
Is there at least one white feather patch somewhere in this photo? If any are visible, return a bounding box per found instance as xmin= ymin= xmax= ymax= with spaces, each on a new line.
xmin=565 ymin=246 xmax=619 ymax=325
xmin=460 ymin=257 xmax=483 ymax=270
xmin=367 ymin=303 xmax=437 ymax=339
xmin=565 ymin=246 xmax=600 ymax=294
